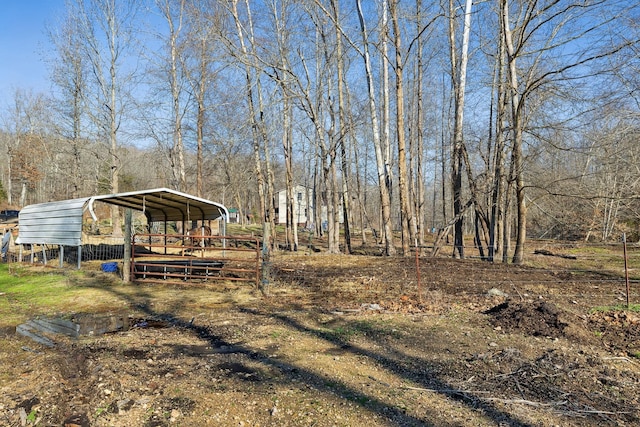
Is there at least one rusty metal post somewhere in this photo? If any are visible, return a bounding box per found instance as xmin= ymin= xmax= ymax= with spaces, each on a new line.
xmin=623 ymin=233 xmax=630 ymax=309
xmin=415 ymin=240 xmax=422 ymax=303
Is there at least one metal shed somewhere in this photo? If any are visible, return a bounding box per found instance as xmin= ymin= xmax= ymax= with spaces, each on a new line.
xmin=16 ymin=188 xmax=229 ymax=268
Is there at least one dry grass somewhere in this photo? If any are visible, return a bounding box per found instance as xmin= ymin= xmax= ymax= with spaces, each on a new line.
xmin=2 ymin=239 xmax=640 ymax=426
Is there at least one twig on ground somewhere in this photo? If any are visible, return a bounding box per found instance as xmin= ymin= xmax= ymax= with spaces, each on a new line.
xmin=603 ymin=356 xmax=637 ymax=364
xmin=511 ymin=284 xmax=524 ymax=301
xmin=556 ymin=409 xmax=630 ymax=416
xmin=482 ymin=398 xmax=568 ymax=407
xmin=401 ymin=385 xmax=490 ymax=394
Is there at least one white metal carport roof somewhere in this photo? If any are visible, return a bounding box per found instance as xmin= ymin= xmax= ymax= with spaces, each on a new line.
xmin=17 ymin=188 xmax=229 ymax=246
xmin=90 ymin=188 xmax=229 ymax=224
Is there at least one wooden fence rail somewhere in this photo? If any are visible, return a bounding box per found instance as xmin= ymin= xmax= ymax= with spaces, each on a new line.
xmin=131 ymin=233 xmax=261 ymax=287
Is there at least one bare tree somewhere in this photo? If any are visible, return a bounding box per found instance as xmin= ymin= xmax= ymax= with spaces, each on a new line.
xmin=0 ymin=89 xmax=54 ymax=206
xmin=228 ymin=0 xmax=277 ymax=248
xmin=411 ymin=0 xmax=426 ymax=248
xmin=74 ymin=0 xmax=140 ymax=235
xmin=389 ymin=0 xmax=418 ymax=256
xmin=48 ymin=6 xmax=89 ymax=199
xmin=487 ymin=16 xmax=508 ymax=262
xmin=330 ymin=0 xmax=353 ymax=254
xmin=448 ymin=0 xmax=473 ymax=258
xmin=183 ymin=0 xmax=224 ymax=198
xmin=499 ymin=0 xmax=526 ymax=263
xmin=356 ymin=0 xmax=396 ymax=255
xmin=303 ymin=23 xmax=340 ymax=253
xmin=495 ymin=0 xmax=633 ymax=262
xmin=264 ymin=0 xmax=301 ymax=251
xmin=157 ymin=0 xmax=189 ymax=192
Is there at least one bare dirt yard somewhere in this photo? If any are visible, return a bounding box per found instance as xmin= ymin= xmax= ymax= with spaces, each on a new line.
xmin=1 ymin=248 xmax=640 ymax=426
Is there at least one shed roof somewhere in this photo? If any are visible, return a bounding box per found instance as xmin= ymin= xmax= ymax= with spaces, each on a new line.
xmin=90 ymin=188 xmax=229 ymax=223
xmin=17 ymin=188 xmax=228 ymax=246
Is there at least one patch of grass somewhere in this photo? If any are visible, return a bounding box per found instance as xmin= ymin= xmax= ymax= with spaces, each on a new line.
xmin=352 ymin=319 xmax=402 ymax=338
xmin=0 ymin=264 xmax=257 ymax=328
xmin=0 ymin=264 xmax=131 ymax=327
xmin=325 ymin=325 xmax=358 ymax=341
xmin=269 ymin=329 xmax=287 ymax=339
xmin=590 ymin=304 xmax=640 ymax=313
xmin=95 ymin=406 xmax=109 ymax=417
xmin=565 ymin=246 xmax=614 ymax=255
xmin=227 ymin=223 xmax=263 ymax=235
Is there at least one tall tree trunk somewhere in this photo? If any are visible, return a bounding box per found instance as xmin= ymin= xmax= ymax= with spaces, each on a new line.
xmin=255 ymin=72 xmax=276 ymax=250
xmin=448 ymin=0 xmax=473 ymax=258
xmin=195 ymin=35 xmax=207 ymax=198
xmin=501 ymin=0 xmax=526 ymax=264
xmin=356 ymin=0 xmax=396 ymax=255
xmin=108 ymin=1 xmax=122 ymax=236
xmin=231 ymin=0 xmax=276 ymax=248
xmin=330 ymin=0 xmax=352 ymax=254
xmin=502 ymin=158 xmax=514 ymax=263
xmin=262 ymin=81 xmax=277 ymax=250
xmin=313 ymin=155 xmax=323 ymax=237
xmin=346 ymin=85 xmax=368 ymax=245
xmin=282 ymin=85 xmax=297 ymax=251
xmin=381 ymin=0 xmax=393 ymax=245
xmin=440 ymin=73 xmax=448 ymax=233
xmin=511 ymin=124 xmax=527 ymax=264
xmin=164 ymin=0 xmax=186 ymax=192
xmin=270 ymin=0 xmax=298 ymax=252
xmin=415 ymin=0 xmax=425 ymax=247
xmin=390 ymin=0 xmax=414 ymax=256
xmin=489 ymin=20 xmax=508 ymax=262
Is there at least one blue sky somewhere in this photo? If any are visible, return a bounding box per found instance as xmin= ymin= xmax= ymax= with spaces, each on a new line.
xmin=0 ymin=1 xmax=64 ymax=101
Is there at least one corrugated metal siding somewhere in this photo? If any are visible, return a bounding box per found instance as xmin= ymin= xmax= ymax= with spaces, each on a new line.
xmin=16 ymin=198 xmax=90 ymax=246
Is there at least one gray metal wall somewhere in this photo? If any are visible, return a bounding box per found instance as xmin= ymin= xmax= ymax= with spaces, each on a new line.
xmin=16 ymin=198 xmax=89 ymax=246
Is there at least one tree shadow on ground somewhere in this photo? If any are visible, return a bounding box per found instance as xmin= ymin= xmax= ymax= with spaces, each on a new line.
xmin=79 ymin=279 xmax=536 ymax=427
xmin=239 ymin=307 xmax=536 ymax=427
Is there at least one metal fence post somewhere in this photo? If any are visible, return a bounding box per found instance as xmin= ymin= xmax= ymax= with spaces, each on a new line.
xmin=623 ymin=233 xmax=630 ymax=309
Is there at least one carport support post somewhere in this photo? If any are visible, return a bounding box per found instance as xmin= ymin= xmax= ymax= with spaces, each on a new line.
xmin=123 ymin=208 xmax=132 ymax=282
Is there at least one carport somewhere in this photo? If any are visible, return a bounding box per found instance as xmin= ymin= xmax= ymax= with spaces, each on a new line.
xmin=16 ymin=188 xmax=229 ymax=270
xmin=89 ymin=188 xmax=229 ymax=229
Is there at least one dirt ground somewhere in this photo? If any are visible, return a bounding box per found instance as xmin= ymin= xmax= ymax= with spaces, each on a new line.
xmin=1 ymin=252 xmax=640 ymax=427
